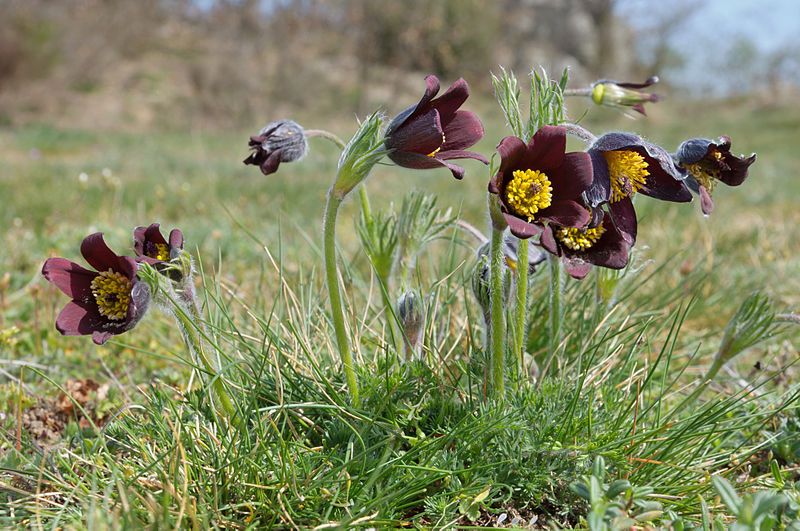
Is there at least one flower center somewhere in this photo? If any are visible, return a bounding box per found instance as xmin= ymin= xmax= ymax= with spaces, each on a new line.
xmin=145 ymin=242 xmax=170 ymax=261
xmin=556 ymin=223 xmax=606 ymax=251
xmin=682 ymin=150 xmax=723 ymax=192
xmin=505 ymin=169 xmax=553 ymax=222
xmin=603 ymin=150 xmax=649 ymax=202
xmin=426 ymin=132 xmax=446 ymax=157
xmin=91 ymin=270 xmax=132 ymax=321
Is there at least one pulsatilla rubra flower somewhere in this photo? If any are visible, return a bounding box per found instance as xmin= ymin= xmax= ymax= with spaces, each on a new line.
xmin=540 ymin=209 xmax=630 ymax=279
xmin=42 ymin=233 xmax=150 ymax=345
xmin=243 ymin=120 xmax=308 ymax=176
xmin=591 ymin=76 xmax=660 ymax=116
xmin=134 ymin=223 xmax=184 ymax=265
xmin=384 ymin=75 xmax=488 ymax=180
xmin=488 ymin=125 xmax=593 ymax=239
xmin=585 ymin=132 xmax=692 ymax=243
xmin=676 ymin=136 xmax=756 ymax=215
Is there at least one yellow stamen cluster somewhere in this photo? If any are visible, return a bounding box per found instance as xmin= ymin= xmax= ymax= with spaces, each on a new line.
xmin=150 ymin=243 xmax=170 ymax=261
xmin=91 ymin=270 xmax=132 ymax=321
xmin=556 ymin=223 xmax=606 ymax=251
xmin=505 ymin=169 xmax=553 ymax=222
xmin=683 ymin=149 xmax=723 ymax=192
xmin=604 ymin=150 xmax=649 ymax=202
xmin=426 ymin=132 xmax=446 ymax=157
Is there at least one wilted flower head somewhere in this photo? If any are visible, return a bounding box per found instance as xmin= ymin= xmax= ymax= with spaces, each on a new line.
xmin=488 ymin=126 xmax=593 ymax=239
xmin=591 ymin=76 xmax=660 ymax=116
xmin=42 ymin=233 xmax=150 ymax=345
xmin=676 ymin=136 xmax=756 ymax=215
xmin=243 ymin=120 xmax=308 ymax=176
xmin=133 ymin=223 xmax=184 ymax=265
xmin=384 ymin=75 xmax=488 ymax=180
xmin=540 ymin=209 xmax=630 ymax=279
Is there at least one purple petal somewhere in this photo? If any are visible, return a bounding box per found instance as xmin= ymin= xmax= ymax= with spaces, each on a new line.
xmin=523 ymin=126 xmax=566 ymax=171
xmin=550 ymin=152 xmax=593 ymax=202
xmin=564 ymin=260 xmax=592 ymax=279
xmin=539 ymin=226 xmax=559 ymax=255
xmin=608 ymin=197 xmax=637 ymax=245
xmin=718 ymin=152 xmax=756 ymax=187
xmin=42 ymin=258 xmax=96 ymax=299
xmin=169 ymin=229 xmax=184 ymax=250
xmin=92 ymin=331 xmax=114 ymax=345
xmin=538 ymin=200 xmax=591 ymax=228
xmin=385 ymin=108 xmax=444 ymax=155
xmin=387 ymin=151 xmax=466 ymax=180
xmin=144 ymin=224 xmax=167 ymax=246
xmin=497 ymin=136 xmax=527 ymax=175
xmin=80 ymin=233 xmax=122 ymax=273
xmin=502 ymin=212 xmax=541 ymax=239
xmin=431 ymin=78 xmax=469 ymax=121
xmin=438 ymin=149 xmax=489 ymax=164
xmin=260 ymin=149 xmax=283 ymax=175
xmin=441 ymin=110 xmax=484 ymax=151
xmin=55 ymin=300 xmax=102 ymax=336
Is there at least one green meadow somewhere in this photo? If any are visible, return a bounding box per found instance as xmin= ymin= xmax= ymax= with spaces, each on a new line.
xmin=1 ymin=96 xmax=799 ymax=528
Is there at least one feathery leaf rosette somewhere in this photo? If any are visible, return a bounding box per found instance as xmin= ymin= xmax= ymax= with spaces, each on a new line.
xmin=591 ymin=76 xmax=660 ymax=116
xmin=676 ymin=136 xmax=756 ymax=215
xmin=540 ymin=209 xmax=630 ymax=279
xmin=488 ymin=125 xmax=592 ymax=239
xmin=243 ymin=119 xmax=308 ymax=176
xmin=133 ymin=223 xmax=184 ymax=265
xmin=41 ymin=233 xmax=150 ymax=345
xmin=384 ymin=75 xmax=488 ymax=180
xmin=585 ymin=132 xmax=692 ymax=243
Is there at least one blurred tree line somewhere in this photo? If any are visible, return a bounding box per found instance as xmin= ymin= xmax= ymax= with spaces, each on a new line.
xmin=0 ymin=0 xmax=795 ymax=130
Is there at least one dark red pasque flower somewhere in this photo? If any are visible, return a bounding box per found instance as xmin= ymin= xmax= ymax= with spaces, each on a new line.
xmin=42 ymin=233 xmax=150 ymax=345
xmin=540 ymin=209 xmax=630 ymax=279
xmin=675 ymin=136 xmax=756 ymax=215
xmin=585 ymin=132 xmax=692 ymax=243
xmin=243 ymin=120 xmax=308 ymax=176
xmin=488 ymin=125 xmax=593 ymax=239
xmin=133 ymin=223 xmax=184 ymax=265
xmin=384 ymin=75 xmax=488 ymax=180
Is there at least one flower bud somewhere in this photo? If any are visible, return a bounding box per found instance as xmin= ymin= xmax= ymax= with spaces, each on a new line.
xmin=471 ymin=244 xmax=511 ymax=323
xmin=396 ymin=290 xmax=424 ymax=360
xmin=244 ymin=120 xmax=308 ymax=176
xmin=333 ymin=112 xmax=386 ymax=198
xmin=590 ymin=76 xmax=660 ymax=116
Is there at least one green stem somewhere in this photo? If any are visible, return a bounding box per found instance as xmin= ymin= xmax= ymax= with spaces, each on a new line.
xmin=544 ymin=254 xmax=563 ymax=373
xmin=323 ymin=188 xmax=360 ymax=406
xmin=513 ymin=238 xmax=529 ymax=382
xmin=305 ymin=129 xmax=346 ymax=149
xmin=489 ymin=227 xmax=506 ymax=399
xmin=172 ymin=301 xmax=237 ymax=421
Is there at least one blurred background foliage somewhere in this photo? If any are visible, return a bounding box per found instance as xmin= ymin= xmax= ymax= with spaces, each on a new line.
xmin=1 ymin=0 xmax=797 ymax=131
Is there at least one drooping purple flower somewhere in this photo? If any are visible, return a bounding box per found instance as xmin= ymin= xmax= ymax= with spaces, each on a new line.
xmin=585 ymin=132 xmax=692 ymax=243
xmin=675 ymin=136 xmax=756 ymax=215
xmin=540 ymin=209 xmax=631 ymax=279
xmin=591 ymin=76 xmax=661 ymax=116
xmin=133 ymin=223 xmax=183 ymax=265
xmin=384 ymin=75 xmax=488 ymax=180
xmin=42 ymin=233 xmax=149 ymax=345
xmin=488 ymin=126 xmax=593 ymax=239
xmin=243 ymin=120 xmax=308 ymax=176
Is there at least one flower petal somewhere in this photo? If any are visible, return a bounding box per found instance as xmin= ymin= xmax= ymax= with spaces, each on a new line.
xmin=260 ymin=149 xmax=283 ymax=175
xmin=55 ymin=300 xmax=103 ymax=336
xmin=80 ymin=233 xmax=122 ymax=272
xmin=608 ymin=197 xmax=637 ymax=245
xmin=42 ymin=258 xmax=96 ymax=299
xmin=497 ymin=136 xmax=527 ymax=175
xmin=169 ymin=229 xmax=184 ymax=250
xmin=718 ymin=152 xmax=755 ymax=187
xmin=388 ymin=151 xmax=466 ymax=180
xmin=564 ymin=259 xmax=592 ymax=279
xmin=539 ymin=226 xmax=559 ymax=255
xmin=385 ymin=108 xmax=444 ymax=155
xmin=538 ymin=200 xmax=590 ymax=228
xmin=441 ymin=110 xmax=484 ymax=151
xmin=431 ymin=78 xmax=469 ymax=121
xmin=550 ymin=152 xmax=593 ymax=201
xmin=437 ymin=149 xmax=489 ymax=164
xmin=523 ymin=125 xmax=566 ymax=171
xmin=502 ymin=212 xmax=541 ymax=239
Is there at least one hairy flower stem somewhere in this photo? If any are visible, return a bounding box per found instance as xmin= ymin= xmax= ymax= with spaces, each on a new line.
xmin=513 ymin=238 xmax=529 ymax=382
xmin=563 ymin=88 xmax=593 ymax=97
xmin=170 ymin=298 xmax=237 ymax=422
xmin=489 ymin=227 xmax=506 ymax=400
xmin=562 ymin=122 xmax=598 ymax=144
xmin=323 ymin=189 xmax=360 ymax=406
xmin=543 ymin=254 xmax=564 ymax=375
